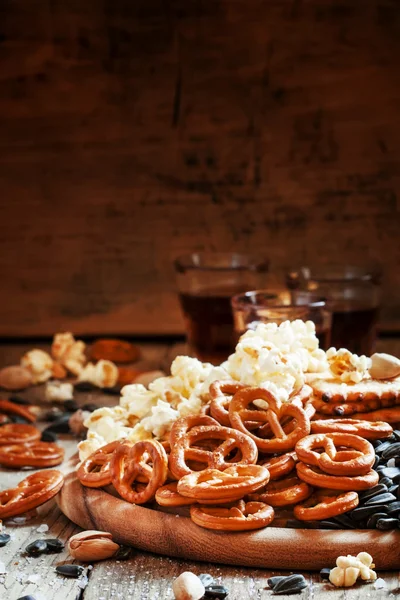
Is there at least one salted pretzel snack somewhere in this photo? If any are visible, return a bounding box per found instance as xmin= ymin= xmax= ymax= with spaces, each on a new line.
xmin=259 ymin=453 xmax=297 ymax=481
xmin=169 ymin=423 xmax=258 ymax=480
xmin=77 ymin=441 xmax=122 ymax=488
xmin=294 ymin=490 xmax=359 ymax=521
xmin=0 ymin=424 xmax=41 ymax=445
xmin=0 ymin=399 xmax=36 ymax=423
xmin=347 ymin=407 xmax=400 ymax=424
xmin=296 ymin=462 xmax=379 ymax=491
xmin=229 ymin=387 xmax=310 ymax=453
xmin=295 ymin=433 xmax=375 ymax=476
xmin=177 ymin=464 xmax=270 ymax=500
xmin=0 ymin=470 xmax=64 ymax=519
xmin=209 ymin=380 xmax=245 ymax=426
xmin=249 ymin=475 xmax=312 ymax=507
xmin=0 ymin=442 xmax=64 ymax=468
xmin=111 ymin=440 xmax=168 ymax=504
xmin=155 ymin=482 xmax=197 ymax=507
xmin=310 ymin=418 xmax=393 ymax=440
xmin=190 ymin=500 xmax=275 ymax=531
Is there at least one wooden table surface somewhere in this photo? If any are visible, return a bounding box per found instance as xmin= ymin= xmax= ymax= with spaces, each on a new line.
xmin=0 ymin=339 xmax=399 ymax=600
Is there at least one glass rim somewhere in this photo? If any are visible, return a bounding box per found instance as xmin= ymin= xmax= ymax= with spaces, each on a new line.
xmin=231 ymin=289 xmax=328 ymax=311
xmin=174 ymin=252 xmax=269 ymax=273
xmin=286 ymin=264 xmax=382 ymax=284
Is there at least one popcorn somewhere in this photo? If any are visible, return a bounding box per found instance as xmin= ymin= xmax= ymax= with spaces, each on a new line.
xmin=21 ymin=349 xmax=53 ymax=383
xmin=140 ymin=400 xmax=180 ymax=438
xmin=326 ymin=348 xmax=371 ymax=384
xmin=329 ymin=552 xmax=377 ymax=587
xmin=78 ymin=431 xmax=105 ymax=461
xmin=81 ymin=320 xmax=331 ymax=451
xmin=45 ymin=381 xmax=74 ymax=403
xmin=51 ymin=332 xmax=87 ymax=376
xmin=78 ymin=360 xmax=118 ymax=388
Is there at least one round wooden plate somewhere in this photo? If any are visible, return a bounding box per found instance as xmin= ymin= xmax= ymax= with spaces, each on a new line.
xmin=58 ymin=471 xmax=400 ymax=570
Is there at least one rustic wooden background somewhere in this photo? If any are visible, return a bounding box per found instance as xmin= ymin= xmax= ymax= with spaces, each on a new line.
xmin=0 ymin=0 xmax=399 ymax=336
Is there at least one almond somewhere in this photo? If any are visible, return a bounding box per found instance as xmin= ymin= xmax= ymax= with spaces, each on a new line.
xmin=369 ymin=353 xmax=400 ymax=380
xmin=68 ymin=530 xmax=120 ymax=561
xmin=0 ymin=366 xmax=33 ymax=390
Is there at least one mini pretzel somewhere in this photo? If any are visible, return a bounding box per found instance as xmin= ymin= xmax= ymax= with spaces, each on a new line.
xmin=0 ymin=442 xmax=64 ymax=468
xmin=258 ymin=453 xmax=297 ymax=480
xmin=169 ymin=424 xmax=258 ymax=479
xmin=190 ymin=500 xmax=274 ymax=531
xmin=177 ymin=464 xmax=270 ymax=500
xmin=0 ymin=399 xmax=36 ymax=423
xmin=249 ymin=475 xmax=312 ymax=506
xmin=229 ymin=387 xmax=310 ymax=453
xmin=294 ymin=490 xmax=359 ymax=521
xmin=0 ymin=424 xmax=41 ymax=446
xmin=111 ymin=440 xmax=168 ymax=504
xmin=310 ymin=419 xmax=393 ymax=440
xmin=77 ymin=441 xmax=122 ymax=488
xmin=0 ymin=470 xmax=64 ymax=519
xmin=209 ymin=381 xmax=245 ymax=426
xmin=295 ymin=433 xmax=375 ymax=476
xmin=155 ymin=482 xmax=197 ymax=507
xmin=296 ymin=462 xmax=379 ymax=491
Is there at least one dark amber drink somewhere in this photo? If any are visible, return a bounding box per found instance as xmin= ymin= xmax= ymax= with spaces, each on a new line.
xmin=174 ymin=253 xmax=269 ymax=364
xmin=286 ymin=265 xmax=381 ymax=355
xmin=179 ymin=289 xmax=240 ymax=364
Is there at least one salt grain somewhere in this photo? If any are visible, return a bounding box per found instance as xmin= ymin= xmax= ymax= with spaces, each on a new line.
xmin=26 ymin=572 xmax=41 ymax=583
xmin=36 ymin=523 xmax=49 ymax=533
xmin=374 ymin=578 xmax=387 ymax=590
xmin=0 ymin=560 xmax=7 ymax=573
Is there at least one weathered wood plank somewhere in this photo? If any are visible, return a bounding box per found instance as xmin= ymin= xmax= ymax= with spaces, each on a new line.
xmin=0 ymin=0 xmax=399 ymax=335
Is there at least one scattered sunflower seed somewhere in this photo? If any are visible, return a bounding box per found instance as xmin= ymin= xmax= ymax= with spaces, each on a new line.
xmin=204 ymin=584 xmax=229 ymax=598
xmin=41 ymin=430 xmax=58 ymax=442
xmin=26 ymin=539 xmax=48 ymax=556
xmin=0 ymin=533 xmax=11 ymax=547
xmin=199 ymin=574 xmax=215 ymax=587
xmin=45 ymin=538 xmax=64 ymax=553
xmin=56 ymin=564 xmax=85 ymax=578
xmin=319 ymin=568 xmax=331 ymax=580
xmin=269 ymin=574 xmax=308 ymax=594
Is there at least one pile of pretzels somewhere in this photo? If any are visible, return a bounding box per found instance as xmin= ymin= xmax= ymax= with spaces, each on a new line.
xmin=77 ymin=381 xmax=394 ymax=532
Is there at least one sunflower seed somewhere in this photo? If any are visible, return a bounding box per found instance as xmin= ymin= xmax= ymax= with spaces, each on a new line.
xmin=381 ymin=467 xmax=400 ymax=482
xmin=102 ymin=385 xmax=122 ymax=396
xmin=41 ymin=430 xmax=58 ymax=442
xmin=8 ymin=395 xmax=32 ymax=405
xmin=63 ymin=399 xmax=79 ymax=412
xmin=332 ymin=514 xmax=356 ymax=529
xmin=349 ymin=506 xmax=378 ymax=521
xmin=74 ymin=381 xmax=97 ymax=392
xmin=393 ymin=430 xmax=400 ymax=441
xmin=271 ymin=574 xmax=308 ymax=594
xmin=367 ymin=512 xmax=388 ymax=528
xmin=17 ymin=596 xmax=37 ymax=600
xmin=359 ymin=484 xmax=388 ymax=502
xmin=319 ymin=521 xmax=342 ymax=530
xmin=199 ymin=574 xmax=215 ymax=587
xmin=0 ymin=533 xmax=11 ymax=547
xmin=376 ymin=517 xmax=400 ymax=530
xmin=81 ymin=403 xmax=98 ymax=412
xmin=43 ymin=415 xmax=71 ymax=434
xmin=319 ymin=568 xmax=331 ymax=580
xmin=364 ymin=492 xmax=397 ymax=506
xmin=375 ymin=441 xmax=392 ymax=454
xmin=382 ymin=443 xmax=400 ymax=459
xmin=45 ymin=538 xmax=64 ymax=553
xmin=379 ymin=476 xmax=393 ymax=488
xmin=204 ymin=584 xmax=229 ymax=598
xmin=56 ymin=564 xmax=85 ymax=578
xmin=268 ymin=577 xmax=286 ymax=589
xmin=113 ymin=546 xmax=133 ymax=560
xmin=26 ymin=540 xmax=48 ymax=556
xmin=386 ymin=501 xmax=400 ymax=516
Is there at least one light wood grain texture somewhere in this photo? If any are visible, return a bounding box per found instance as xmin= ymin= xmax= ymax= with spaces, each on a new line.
xmin=0 ymin=1 xmax=400 ymax=336
xmin=57 ymin=471 xmax=400 ymax=571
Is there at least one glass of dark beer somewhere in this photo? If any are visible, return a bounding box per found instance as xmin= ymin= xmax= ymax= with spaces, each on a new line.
xmin=231 ymin=290 xmax=332 ymax=349
xmin=174 ymin=253 xmax=269 ymax=364
xmin=286 ymin=265 xmax=382 ymax=355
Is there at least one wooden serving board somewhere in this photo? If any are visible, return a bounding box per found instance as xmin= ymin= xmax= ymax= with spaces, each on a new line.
xmin=58 ymin=471 xmax=400 ymax=571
